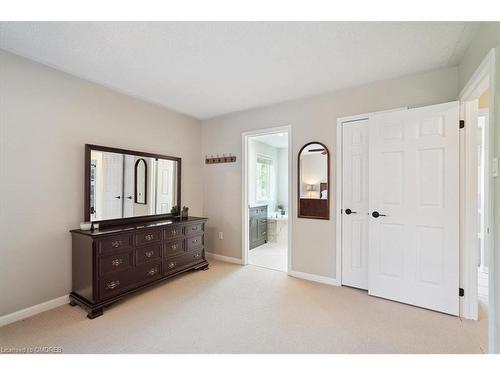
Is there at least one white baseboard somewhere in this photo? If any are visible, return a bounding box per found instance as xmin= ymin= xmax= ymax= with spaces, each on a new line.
xmin=288 ymin=270 xmax=340 ymax=286
xmin=0 ymin=295 xmax=69 ymax=328
xmin=205 ymin=252 xmax=242 ymax=265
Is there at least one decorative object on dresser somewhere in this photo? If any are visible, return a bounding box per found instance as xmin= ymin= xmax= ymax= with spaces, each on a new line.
xmin=181 ymin=206 xmax=189 ymax=220
xmin=70 ymin=217 xmax=208 ymax=319
xmin=71 ymin=144 xmax=209 ymax=319
xmin=249 ymin=205 xmax=267 ymax=249
xmin=298 ymin=141 xmax=330 ymax=219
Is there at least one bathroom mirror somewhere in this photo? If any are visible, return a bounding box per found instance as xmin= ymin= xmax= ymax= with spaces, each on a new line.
xmin=134 ymin=159 xmax=147 ymax=204
xmin=85 ymin=144 xmax=181 ymax=225
xmin=298 ymin=142 xmax=330 ymax=219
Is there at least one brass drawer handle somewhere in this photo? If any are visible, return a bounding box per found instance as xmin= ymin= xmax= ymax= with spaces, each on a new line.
xmin=145 ymin=250 xmax=155 ymax=258
xmin=194 ymin=253 xmax=201 ymax=259
xmin=111 ymin=240 xmax=122 ymax=248
xmin=192 ymin=239 xmax=199 ymax=244
xmin=106 ymin=280 xmax=120 ymax=290
xmin=168 ymin=261 xmax=177 ymax=269
xmin=147 ymin=267 xmax=158 ymax=276
xmin=145 ymin=234 xmax=154 ymax=241
xmin=171 ymin=229 xmax=179 ymax=235
xmin=111 ymin=258 xmax=123 ymax=267
xmin=171 ymin=244 xmax=178 ymax=250
xmin=192 ymin=226 xmax=198 ymax=231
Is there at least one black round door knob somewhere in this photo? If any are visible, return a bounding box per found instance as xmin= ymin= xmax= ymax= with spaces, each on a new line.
xmin=345 ymin=208 xmax=357 ymax=215
xmin=372 ymin=211 xmax=387 ymax=218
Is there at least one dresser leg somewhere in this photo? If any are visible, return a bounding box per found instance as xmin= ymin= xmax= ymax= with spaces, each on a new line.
xmin=202 ymin=265 xmax=209 ymax=271
xmin=69 ymin=300 xmax=78 ymax=307
xmin=87 ymin=308 xmax=104 ymax=319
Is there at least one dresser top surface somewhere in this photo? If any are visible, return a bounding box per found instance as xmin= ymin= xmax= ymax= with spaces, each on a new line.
xmin=71 ymin=216 xmax=207 ymax=237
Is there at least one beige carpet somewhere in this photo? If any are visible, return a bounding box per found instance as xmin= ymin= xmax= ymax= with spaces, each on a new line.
xmin=0 ymin=260 xmax=487 ymax=353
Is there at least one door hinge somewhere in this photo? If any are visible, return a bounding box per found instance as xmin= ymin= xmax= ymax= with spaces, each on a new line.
xmin=459 ymin=288 xmax=464 ymax=297
xmin=459 ymin=120 xmax=465 ymax=129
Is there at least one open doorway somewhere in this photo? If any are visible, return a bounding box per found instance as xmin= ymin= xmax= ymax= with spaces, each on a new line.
xmin=242 ymin=127 xmax=291 ymax=272
xmin=477 ymin=91 xmax=490 ymax=319
xmin=459 ymin=48 xmax=496 ymax=352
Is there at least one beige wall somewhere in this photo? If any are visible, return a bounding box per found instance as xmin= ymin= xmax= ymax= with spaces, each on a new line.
xmin=201 ymin=66 xmax=459 ymax=278
xmin=0 ymin=50 xmax=203 ymax=316
xmin=458 ymin=22 xmax=500 ymax=353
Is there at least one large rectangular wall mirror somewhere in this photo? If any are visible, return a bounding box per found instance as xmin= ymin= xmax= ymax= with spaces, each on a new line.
xmin=85 ymin=144 xmax=181 ymax=225
xmin=298 ymin=141 xmax=330 ymax=219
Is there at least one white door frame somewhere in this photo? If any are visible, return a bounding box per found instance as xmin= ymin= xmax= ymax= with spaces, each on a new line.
xmin=335 ymin=108 xmax=407 ymax=285
xmin=241 ymin=125 xmax=292 ymax=273
xmin=459 ymin=49 xmax=496 ymax=350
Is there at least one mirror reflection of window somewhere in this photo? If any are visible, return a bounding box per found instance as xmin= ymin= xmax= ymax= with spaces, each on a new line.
xmin=298 ymin=142 xmax=329 ymax=219
xmin=89 ymin=150 xmax=178 ymax=221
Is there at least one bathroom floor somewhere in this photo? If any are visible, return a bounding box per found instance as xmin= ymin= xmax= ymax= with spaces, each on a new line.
xmin=249 ymin=242 xmax=287 ymax=272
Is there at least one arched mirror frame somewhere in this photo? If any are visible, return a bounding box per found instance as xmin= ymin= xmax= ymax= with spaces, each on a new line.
xmin=297 ymin=141 xmax=330 ymax=220
xmin=134 ymin=158 xmax=147 ymax=205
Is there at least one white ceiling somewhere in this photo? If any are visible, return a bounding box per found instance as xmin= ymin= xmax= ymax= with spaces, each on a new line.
xmin=0 ymin=22 xmax=479 ymax=119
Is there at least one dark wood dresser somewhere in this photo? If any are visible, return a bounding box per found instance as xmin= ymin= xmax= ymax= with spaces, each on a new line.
xmin=70 ymin=217 xmax=208 ymax=318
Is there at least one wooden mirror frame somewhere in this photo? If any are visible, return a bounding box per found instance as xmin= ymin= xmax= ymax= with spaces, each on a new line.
xmin=84 ymin=144 xmax=181 ymax=227
xmin=297 ymin=141 xmax=330 ymax=220
xmin=134 ymin=158 xmax=147 ymax=205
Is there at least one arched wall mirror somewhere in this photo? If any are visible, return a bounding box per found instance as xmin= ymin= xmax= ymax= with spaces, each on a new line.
xmin=298 ymin=142 xmax=330 ymax=219
xmin=134 ymin=158 xmax=147 ymax=205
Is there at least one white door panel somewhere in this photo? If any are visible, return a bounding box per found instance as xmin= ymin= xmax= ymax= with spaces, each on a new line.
xmin=123 ymin=155 xmax=135 ymax=217
xmin=156 ymin=159 xmax=175 ymax=214
xmin=342 ymin=119 xmax=369 ymax=289
xmin=102 ymin=152 xmax=123 ymax=220
xmin=368 ymin=102 xmax=460 ymax=315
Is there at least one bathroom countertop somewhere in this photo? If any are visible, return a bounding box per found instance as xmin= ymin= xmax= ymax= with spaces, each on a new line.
xmin=267 ymin=215 xmax=288 ymax=221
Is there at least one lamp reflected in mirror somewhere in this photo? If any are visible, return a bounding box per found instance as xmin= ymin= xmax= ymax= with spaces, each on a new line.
xmin=306 ymin=184 xmax=317 ymax=198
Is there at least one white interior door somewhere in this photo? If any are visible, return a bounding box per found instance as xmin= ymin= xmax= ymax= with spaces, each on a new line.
xmin=368 ymin=101 xmax=460 ymax=315
xmin=122 ymin=155 xmax=135 ymax=217
xmin=156 ymin=159 xmax=175 ymax=214
xmin=102 ymin=152 xmax=124 ymax=220
xmin=342 ymin=119 xmax=369 ymax=289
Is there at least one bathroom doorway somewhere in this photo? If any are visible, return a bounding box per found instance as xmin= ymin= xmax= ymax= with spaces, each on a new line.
xmin=242 ymin=126 xmax=291 ymax=272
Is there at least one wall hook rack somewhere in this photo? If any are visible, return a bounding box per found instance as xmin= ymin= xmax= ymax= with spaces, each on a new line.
xmin=205 ymin=154 xmax=236 ymax=164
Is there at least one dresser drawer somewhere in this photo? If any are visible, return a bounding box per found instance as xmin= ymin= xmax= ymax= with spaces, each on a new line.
xmin=135 ymin=243 xmax=162 ymax=264
xmin=164 ymin=250 xmax=204 ymax=275
xmin=187 ymin=234 xmax=203 ymax=251
xmin=164 ymin=239 xmax=184 ymax=257
xmin=164 ymin=225 xmax=184 ymax=240
xmin=136 ymin=262 xmax=162 ymax=284
xmin=135 ymin=228 xmax=162 ymax=246
xmin=99 ymin=251 xmax=134 ymax=275
xmin=185 ymin=222 xmax=204 ymax=236
xmin=99 ymin=262 xmax=162 ymax=299
xmin=99 ymin=234 xmax=134 ymax=254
